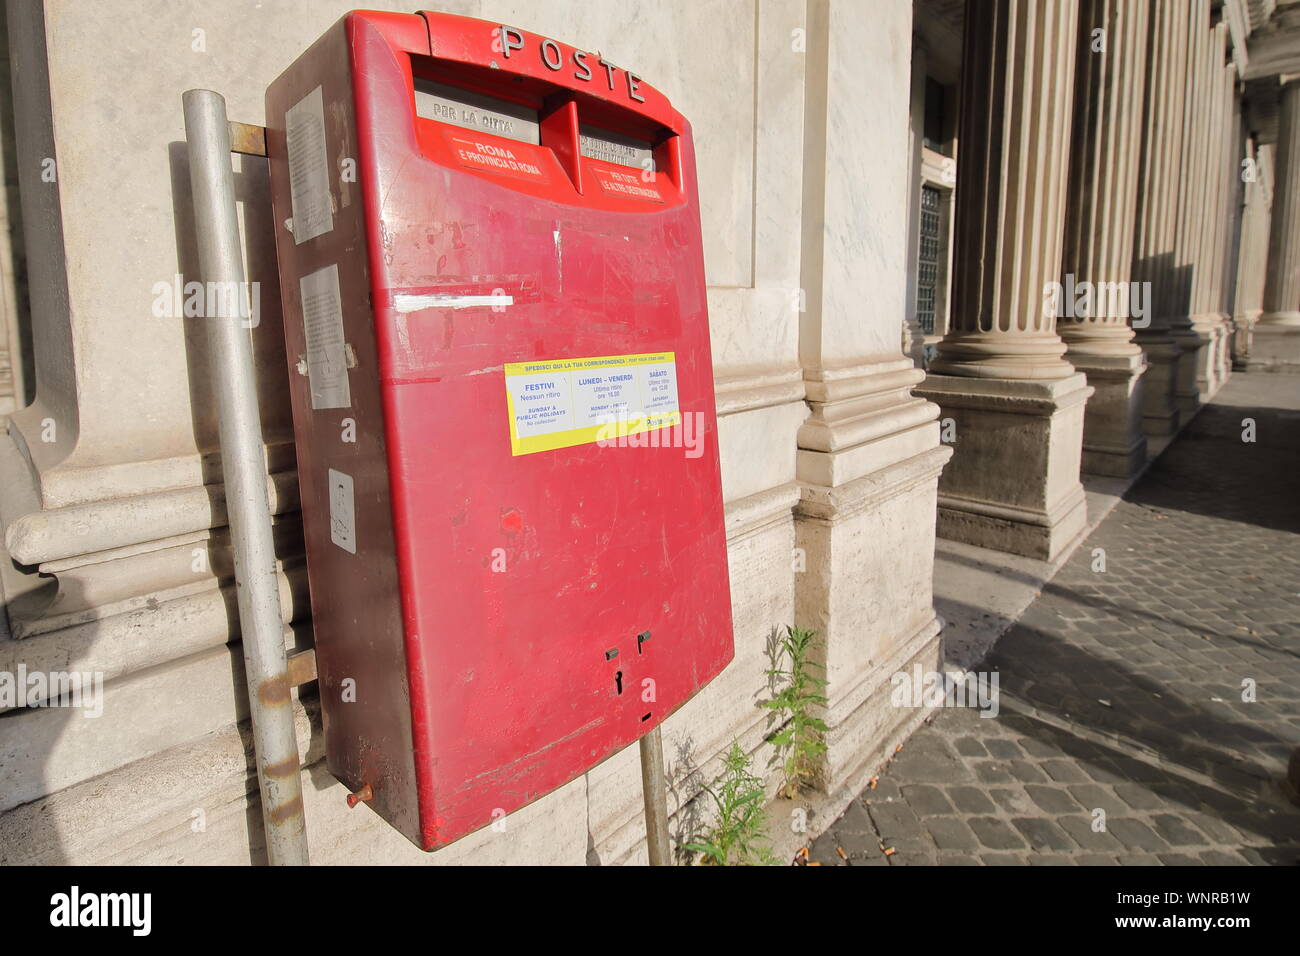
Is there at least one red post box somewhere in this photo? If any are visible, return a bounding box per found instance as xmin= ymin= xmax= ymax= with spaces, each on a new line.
xmin=265 ymin=10 xmax=733 ymax=850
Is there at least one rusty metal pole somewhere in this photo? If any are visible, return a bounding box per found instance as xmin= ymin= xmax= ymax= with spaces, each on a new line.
xmin=183 ymin=89 xmax=309 ymax=866
xmin=639 ymin=726 xmax=671 ymax=865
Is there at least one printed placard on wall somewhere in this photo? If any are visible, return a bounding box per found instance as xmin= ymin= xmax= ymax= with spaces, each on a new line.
xmin=503 ymin=352 xmax=680 ymax=455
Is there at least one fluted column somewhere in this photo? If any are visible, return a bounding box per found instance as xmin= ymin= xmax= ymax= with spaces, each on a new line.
xmin=1168 ymin=6 xmax=1221 ymax=409
xmin=1131 ymin=0 xmax=1191 ymax=435
xmin=1233 ymin=139 xmax=1274 ymax=366
xmin=917 ymin=0 xmax=1094 ymax=561
xmin=1058 ymin=0 xmax=1149 ymax=477
xmin=1213 ymin=65 xmax=1244 ymax=387
xmin=1252 ymin=77 xmax=1300 ymax=367
xmin=928 ymin=0 xmax=1079 ymax=380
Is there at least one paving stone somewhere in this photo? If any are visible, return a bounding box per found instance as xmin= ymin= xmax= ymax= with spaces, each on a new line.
xmin=1149 ymin=813 xmax=1210 ymax=847
xmin=980 ymin=852 xmax=1027 ymax=865
xmin=835 ymin=828 xmax=881 ymax=859
xmin=937 ymin=853 xmax=981 ymax=866
xmin=1106 ymin=818 xmax=1170 ymax=852
xmin=985 ymin=739 xmax=1023 ymax=760
xmin=1023 ymin=784 xmax=1080 ymax=815
xmin=868 ymin=801 xmax=927 ymax=846
xmin=1067 ymin=784 xmax=1123 ymax=812
xmin=986 ymin=787 xmax=1036 ymax=816
xmin=968 ymin=816 xmax=1028 ymax=851
xmin=900 ymin=784 xmax=955 ymax=816
xmin=924 ymin=816 xmax=981 ymax=852
xmin=974 ymin=761 xmax=1016 ymax=784
xmin=1058 ymin=815 xmax=1125 ymax=851
xmin=953 ymin=736 xmax=988 ymax=758
xmin=1198 ymin=849 xmax=1248 ymax=865
xmin=835 ymin=799 xmax=875 ymax=834
xmin=1018 ymin=736 xmax=1063 ymax=759
xmin=1007 ymin=759 xmax=1050 ymax=783
xmin=1111 ymin=782 xmax=1168 ymax=811
xmin=1039 ymin=759 xmax=1093 ymax=784
xmin=947 ymin=785 xmax=997 ymax=815
xmin=1010 ymin=817 xmax=1076 ymax=852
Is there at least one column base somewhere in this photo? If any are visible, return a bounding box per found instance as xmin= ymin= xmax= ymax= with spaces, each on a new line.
xmin=1070 ymin=352 xmax=1148 ymax=479
xmin=1232 ymin=309 xmax=1261 ymax=369
xmin=1246 ymin=317 xmax=1300 ymax=370
xmin=1171 ymin=323 xmax=1212 ymax=412
xmin=914 ymin=373 xmax=1093 ymax=562
xmin=1214 ymin=315 xmax=1233 ymax=389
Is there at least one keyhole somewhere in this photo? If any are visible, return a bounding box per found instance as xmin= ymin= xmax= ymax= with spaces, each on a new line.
xmin=614 ymin=671 xmax=624 ymax=695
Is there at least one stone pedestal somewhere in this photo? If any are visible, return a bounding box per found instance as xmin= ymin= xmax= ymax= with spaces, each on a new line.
xmin=916 ymin=374 xmax=1092 ymax=562
xmin=1074 ymin=353 xmax=1147 ymax=477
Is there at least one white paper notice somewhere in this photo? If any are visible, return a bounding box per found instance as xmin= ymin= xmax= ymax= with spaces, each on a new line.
xmin=299 ymin=264 xmax=351 ymax=409
xmin=327 ymin=468 xmax=356 ymax=554
xmin=285 ymin=85 xmax=333 ymax=244
xmin=503 ymin=352 xmax=681 ymax=455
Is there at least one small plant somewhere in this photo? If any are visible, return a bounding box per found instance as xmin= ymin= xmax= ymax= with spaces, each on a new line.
xmin=760 ymin=625 xmax=828 ymax=798
xmin=683 ymin=741 xmax=775 ymax=865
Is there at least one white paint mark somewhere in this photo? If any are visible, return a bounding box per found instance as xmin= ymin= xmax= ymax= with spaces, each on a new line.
xmin=393 ymin=293 xmax=513 ymax=313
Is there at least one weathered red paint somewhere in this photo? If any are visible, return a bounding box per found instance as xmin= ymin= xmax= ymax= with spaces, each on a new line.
xmin=266 ymin=10 xmax=732 ymax=851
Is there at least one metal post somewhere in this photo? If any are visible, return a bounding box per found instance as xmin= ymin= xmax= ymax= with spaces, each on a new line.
xmin=639 ymin=726 xmax=671 ymax=866
xmin=183 ymin=89 xmax=310 ymax=866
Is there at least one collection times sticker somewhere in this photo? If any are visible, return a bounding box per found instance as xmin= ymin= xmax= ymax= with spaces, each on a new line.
xmin=503 ymin=352 xmax=680 ymax=456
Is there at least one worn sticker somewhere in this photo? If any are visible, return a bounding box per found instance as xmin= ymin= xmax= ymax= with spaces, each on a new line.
xmin=299 ymin=264 xmax=351 ymax=410
xmin=504 ymin=352 xmax=680 ymax=456
xmin=285 ymin=85 xmax=333 ymax=244
xmin=327 ymin=468 xmax=356 ymax=554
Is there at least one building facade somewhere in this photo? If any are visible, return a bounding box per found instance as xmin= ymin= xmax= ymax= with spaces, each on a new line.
xmin=0 ymin=0 xmax=1295 ymax=865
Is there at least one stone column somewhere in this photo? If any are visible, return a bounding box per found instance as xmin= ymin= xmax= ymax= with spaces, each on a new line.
xmin=1194 ymin=36 xmax=1237 ymax=398
xmin=1252 ymin=77 xmax=1300 ymax=368
xmin=1168 ymin=7 xmax=1221 ymax=409
xmin=1233 ymin=139 xmax=1274 ymax=367
xmin=902 ymin=42 xmax=929 ymax=367
xmin=1214 ymin=67 xmax=1244 ymax=387
xmin=1058 ymin=0 xmax=1149 ymax=478
xmin=1131 ymin=0 xmax=1191 ymax=435
xmin=915 ymin=0 xmax=1092 ymax=562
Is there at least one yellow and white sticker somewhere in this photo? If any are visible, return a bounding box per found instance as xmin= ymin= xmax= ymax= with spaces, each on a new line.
xmin=504 ymin=352 xmax=681 ymax=456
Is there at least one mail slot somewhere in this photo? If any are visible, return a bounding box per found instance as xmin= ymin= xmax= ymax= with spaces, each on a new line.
xmin=265 ymin=10 xmax=733 ymax=850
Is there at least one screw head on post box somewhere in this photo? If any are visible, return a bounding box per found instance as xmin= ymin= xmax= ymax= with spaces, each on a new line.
xmin=265 ymin=10 xmax=732 ymax=851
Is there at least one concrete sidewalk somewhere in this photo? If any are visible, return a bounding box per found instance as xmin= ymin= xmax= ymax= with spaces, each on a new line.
xmin=807 ymin=370 xmax=1300 ymax=865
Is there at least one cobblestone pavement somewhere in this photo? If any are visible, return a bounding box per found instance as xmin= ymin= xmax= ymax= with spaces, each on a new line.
xmin=809 ymin=372 xmax=1300 ymax=865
